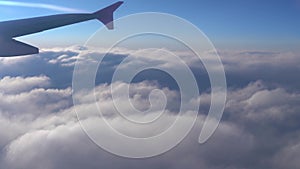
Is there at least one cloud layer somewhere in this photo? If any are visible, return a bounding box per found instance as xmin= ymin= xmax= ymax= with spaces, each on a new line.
xmin=0 ymin=46 xmax=299 ymax=169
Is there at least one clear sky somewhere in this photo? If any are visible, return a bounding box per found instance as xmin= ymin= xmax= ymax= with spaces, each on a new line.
xmin=0 ymin=0 xmax=299 ymax=50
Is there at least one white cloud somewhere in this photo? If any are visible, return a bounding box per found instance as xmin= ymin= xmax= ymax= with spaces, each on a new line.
xmin=0 ymin=79 xmax=296 ymax=169
xmin=272 ymin=141 xmax=300 ymax=169
xmin=0 ymin=47 xmax=299 ymax=169
xmin=0 ymin=76 xmax=229 ymax=169
xmin=0 ymin=76 xmax=50 ymax=94
xmin=219 ymin=50 xmax=300 ymax=71
xmin=0 ymin=55 xmax=37 ymax=66
xmin=0 ymin=75 xmax=71 ymax=120
xmin=225 ymin=81 xmax=300 ymax=121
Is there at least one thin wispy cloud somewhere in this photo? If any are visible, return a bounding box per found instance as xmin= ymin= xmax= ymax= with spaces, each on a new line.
xmin=0 ymin=1 xmax=85 ymax=13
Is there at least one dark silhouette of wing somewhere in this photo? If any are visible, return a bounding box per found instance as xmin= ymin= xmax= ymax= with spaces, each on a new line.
xmin=0 ymin=39 xmax=38 ymax=57
xmin=0 ymin=1 xmax=123 ymax=57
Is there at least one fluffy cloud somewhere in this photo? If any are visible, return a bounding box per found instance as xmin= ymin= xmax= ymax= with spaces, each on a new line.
xmin=0 ymin=79 xmax=297 ymax=169
xmin=0 ymin=79 xmax=193 ymax=169
xmin=0 ymin=88 xmax=71 ymax=117
xmin=0 ymin=46 xmax=299 ymax=169
xmin=0 ymin=75 xmax=50 ymax=94
xmin=0 ymin=89 xmax=253 ymax=169
xmin=225 ymin=81 xmax=300 ymax=124
xmin=272 ymin=141 xmax=300 ymax=169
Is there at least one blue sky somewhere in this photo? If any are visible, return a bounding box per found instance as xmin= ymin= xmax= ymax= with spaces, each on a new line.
xmin=0 ymin=0 xmax=299 ymax=50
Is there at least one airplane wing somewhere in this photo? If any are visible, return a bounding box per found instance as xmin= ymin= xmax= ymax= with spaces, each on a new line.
xmin=0 ymin=39 xmax=38 ymax=57
xmin=0 ymin=1 xmax=123 ymax=57
xmin=94 ymin=1 xmax=123 ymax=29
